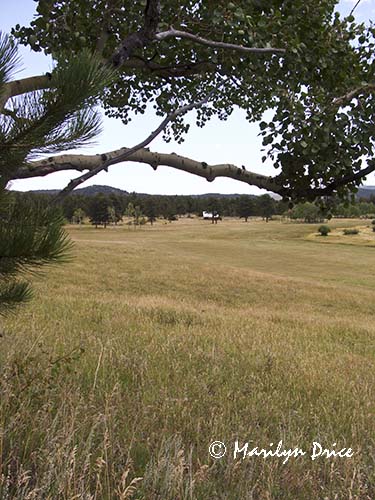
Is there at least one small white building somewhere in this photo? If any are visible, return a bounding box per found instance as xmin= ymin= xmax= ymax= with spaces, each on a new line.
xmin=202 ymin=211 xmax=220 ymax=220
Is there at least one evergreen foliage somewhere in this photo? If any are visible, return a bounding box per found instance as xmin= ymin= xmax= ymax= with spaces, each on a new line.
xmin=0 ymin=32 xmax=112 ymax=314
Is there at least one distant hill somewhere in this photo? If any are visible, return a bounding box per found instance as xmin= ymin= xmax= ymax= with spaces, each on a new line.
xmin=179 ymin=193 xmax=259 ymax=199
xmin=22 ymin=183 xmax=375 ymax=200
xmin=357 ymin=186 xmax=375 ymax=199
xmin=22 ymin=185 xmax=266 ymax=199
xmin=27 ymin=185 xmax=129 ymax=197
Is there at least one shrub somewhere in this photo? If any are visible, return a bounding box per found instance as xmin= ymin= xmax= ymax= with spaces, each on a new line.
xmin=343 ymin=228 xmax=359 ymax=235
xmin=372 ymin=219 xmax=375 ymax=226
xmin=318 ymin=225 xmax=331 ymax=236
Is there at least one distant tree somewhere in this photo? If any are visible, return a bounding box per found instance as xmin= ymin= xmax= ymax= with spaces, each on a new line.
xmin=332 ymin=202 xmax=360 ymax=218
xmin=357 ymin=202 xmax=375 ymax=218
xmin=158 ymin=198 xmax=174 ymax=220
xmin=124 ymin=202 xmax=135 ymax=223
xmin=143 ymin=198 xmax=157 ymax=225
xmin=134 ymin=205 xmax=144 ymax=226
xmin=109 ymin=194 xmax=124 ymax=224
xmin=257 ymin=195 xmax=275 ymax=222
xmin=290 ymin=202 xmax=324 ymax=223
xmin=72 ymin=208 xmax=86 ymax=224
xmin=107 ymin=206 xmax=117 ymax=225
xmin=167 ymin=212 xmax=178 ymax=222
xmin=175 ymin=196 xmax=188 ymax=215
xmin=185 ymin=196 xmax=196 ymax=217
xmin=236 ymin=195 xmax=255 ymax=222
xmin=206 ymin=198 xmax=222 ymax=224
xmin=125 ymin=202 xmax=143 ymax=228
xmin=88 ymin=195 xmax=111 ymax=228
xmin=61 ymin=196 xmax=78 ymax=222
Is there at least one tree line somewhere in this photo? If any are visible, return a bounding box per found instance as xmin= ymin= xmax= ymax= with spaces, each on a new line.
xmin=10 ymin=191 xmax=282 ymax=226
xmin=11 ymin=191 xmax=375 ymax=227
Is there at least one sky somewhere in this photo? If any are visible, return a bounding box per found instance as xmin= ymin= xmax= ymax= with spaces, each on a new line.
xmin=2 ymin=0 xmax=375 ymax=195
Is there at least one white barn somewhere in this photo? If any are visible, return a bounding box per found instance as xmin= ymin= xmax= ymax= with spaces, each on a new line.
xmin=202 ymin=211 xmax=220 ymax=220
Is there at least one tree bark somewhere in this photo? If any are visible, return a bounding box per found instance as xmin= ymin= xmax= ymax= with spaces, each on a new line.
xmin=14 ymin=147 xmax=284 ymax=195
xmin=155 ymin=28 xmax=285 ymax=55
xmin=0 ymin=75 xmax=51 ymax=110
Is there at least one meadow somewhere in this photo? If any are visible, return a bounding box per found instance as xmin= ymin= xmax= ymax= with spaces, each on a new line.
xmin=1 ymin=217 xmax=375 ymax=499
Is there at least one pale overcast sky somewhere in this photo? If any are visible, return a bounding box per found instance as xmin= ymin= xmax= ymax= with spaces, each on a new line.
xmin=2 ymin=0 xmax=375 ymax=194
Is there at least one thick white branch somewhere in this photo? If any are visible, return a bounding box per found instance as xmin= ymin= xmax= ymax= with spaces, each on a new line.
xmin=15 ymin=148 xmax=283 ymax=194
xmin=0 ymin=75 xmax=51 ymax=111
xmin=155 ymin=28 xmax=286 ymax=55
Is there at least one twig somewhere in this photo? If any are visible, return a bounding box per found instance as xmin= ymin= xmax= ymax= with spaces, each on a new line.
xmin=54 ymin=89 xmax=217 ymax=200
xmin=350 ymin=0 xmax=363 ymax=16
xmin=155 ymin=27 xmax=285 ymax=55
xmin=332 ymin=83 xmax=375 ymax=107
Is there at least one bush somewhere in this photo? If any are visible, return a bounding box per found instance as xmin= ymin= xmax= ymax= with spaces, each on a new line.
xmin=343 ymin=228 xmax=359 ymax=235
xmin=372 ymin=226 xmax=375 ymax=232
xmin=372 ymin=219 xmax=375 ymax=226
xmin=318 ymin=225 xmax=331 ymax=236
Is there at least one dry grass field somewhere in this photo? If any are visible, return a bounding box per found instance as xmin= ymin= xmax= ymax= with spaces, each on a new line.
xmin=1 ymin=217 xmax=375 ymax=499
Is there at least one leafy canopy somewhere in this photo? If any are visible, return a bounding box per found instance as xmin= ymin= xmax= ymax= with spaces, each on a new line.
xmin=11 ymin=0 xmax=375 ymax=201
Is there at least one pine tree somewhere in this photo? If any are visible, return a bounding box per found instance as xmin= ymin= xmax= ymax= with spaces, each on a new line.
xmin=144 ymin=198 xmax=157 ymax=225
xmin=0 ymin=32 xmax=112 ymax=315
xmin=88 ymin=194 xmax=111 ymax=228
xmin=257 ymin=195 xmax=275 ymax=223
xmin=236 ymin=195 xmax=255 ymax=222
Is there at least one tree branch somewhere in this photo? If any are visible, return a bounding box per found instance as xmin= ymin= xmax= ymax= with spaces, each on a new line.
xmin=112 ymin=0 xmax=161 ymax=66
xmin=0 ymin=74 xmax=52 ymax=111
xmin=332 ymin=82 xmax=375 ymax=107
xmin=310 ymin=163 xmax=375 ymax=197
xmin=16 ymin=148 xmax=375 ymax=200
xmin=144 ymin=0 xmax=161 ymax=36
xmin=14 ymin=149 xmax=283 ymax=194
xmin=155 ymin=28 xmax=286 ymax=55
xmin=54 ymin=90 xmax=217 ymax=199
xmin=2 ymin=1 xmax=283 ymax=105
xmin=95 ymin=0 xmax=122 ymax=55
xmin=350 ymin=0 xmax=363 ymax=16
